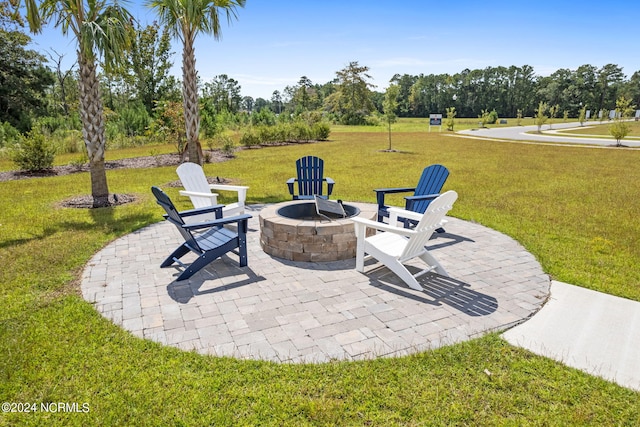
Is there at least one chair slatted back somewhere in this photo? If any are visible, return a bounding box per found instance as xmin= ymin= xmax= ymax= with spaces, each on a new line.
xmin=151 ymin=186 xmax=202 ymax=253
xmin=176 ymin=162 xmax=212 ymax=209
xmin=411 ymin=164 xmax=450 ymax=213
xmin=401 ymin=190 xmax=458 ymax=260
xmin=297 ymin=156 xmax=325 ymax=197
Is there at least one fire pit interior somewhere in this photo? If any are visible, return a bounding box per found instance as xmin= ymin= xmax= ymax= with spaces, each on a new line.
xmin=277 ymin=201 xmax=360 ymax=221
xmin=259 ymin=200 xmax=376 ymax=262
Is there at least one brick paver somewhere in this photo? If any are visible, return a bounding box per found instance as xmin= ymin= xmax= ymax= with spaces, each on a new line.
xmin=81 ymin=204 xmax=550 ymax=363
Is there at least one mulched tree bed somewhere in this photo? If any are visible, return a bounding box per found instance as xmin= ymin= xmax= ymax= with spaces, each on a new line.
xmin=2 ymin=151 xmax=233 ymax=208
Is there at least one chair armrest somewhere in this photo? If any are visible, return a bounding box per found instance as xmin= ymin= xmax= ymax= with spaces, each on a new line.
xmin=177 ymin=204 xmax=225 ymax=218
xmin=210 ymin=184 xmax=248 ymax=204
xmin=286 ymin=178 xmax=296 ymax=195
xmin=179 ymin=190 xmax=219 ymax=199
xmin=404 ymin=193 xmax=440 ymax=202
xmin=351 ymin=216 xmax=416 ymax=237
xmin=182 ymin=213 xmax=252 ymax=231
xmin=373 ymin=187 xmax=416 ymax=195
xmin=373 ymin=187 xmax=416 ymax=212
xmin=404 ymin=194 xmax=440 ymax=210
xmin=325 ymin=177 xmax=335 ymax=195
xmin=209 ymin=184 xmax=249 ymax=192
xmin=387 ymin=207 xmax=424 ymax=225
xmin=404 ymin=193 xmax=440 ymax=211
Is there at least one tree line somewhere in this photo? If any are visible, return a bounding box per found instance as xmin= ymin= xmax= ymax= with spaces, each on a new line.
xmin=264 ymin=64 xmax=640 ymax=121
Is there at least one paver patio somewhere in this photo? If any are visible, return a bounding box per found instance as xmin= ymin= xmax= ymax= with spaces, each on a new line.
xmin=81 ymin=204 xmax=550 ymax=363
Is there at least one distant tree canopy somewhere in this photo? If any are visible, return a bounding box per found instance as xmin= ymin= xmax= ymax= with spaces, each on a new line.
xmin=254 ymin=63 xmax=638 ymax=121
xmin=126 ymin=22 xmax=174 ymax=115
xmin=324 ymin=61 xmax=376 ymax=124
xmin=0 ymin=28 xmax=53 ymax=131
xmin=406 ymin=64 xmax=633 ymax=118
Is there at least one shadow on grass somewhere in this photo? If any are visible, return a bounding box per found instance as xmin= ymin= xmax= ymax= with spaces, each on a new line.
xmin=0 ymin=212 xmax=156 ymax=251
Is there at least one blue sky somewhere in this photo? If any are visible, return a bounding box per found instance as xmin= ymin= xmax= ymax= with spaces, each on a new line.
xmin=28 ymin=0 xmax=640 ymax=100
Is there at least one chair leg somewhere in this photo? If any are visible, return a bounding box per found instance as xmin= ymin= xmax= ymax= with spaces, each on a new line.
xmin=418 ymin=251 xmax=448 ymax=276
xmin=362 ymin=243 xmax=423 ymax=291
xmin=356 ymin=248 xmax=365 ymax=272
xmin=237 ymin=234 xmax=248 ymax=267
xmin=384 ymin=259 xmax=423 ymax=291
xmin=175 ymin=245 xmax=227 ymax=281
xmin=174 ymin=239 xmax=245 ymax=281
xmin=354 ymin=224 xmax=366 ymax=272
xmin=160 ymin=243 xmax=190 ymax=268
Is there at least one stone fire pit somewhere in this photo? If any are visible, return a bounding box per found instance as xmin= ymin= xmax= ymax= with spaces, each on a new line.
xmin=259 ymin=200 xmax=377 ymax=262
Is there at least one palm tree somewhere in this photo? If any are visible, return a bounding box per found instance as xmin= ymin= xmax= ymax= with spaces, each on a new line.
xmin=25 ymin=0 xmax=132 ymax=207
xmin=147 ymin=0 xmax=245 ymax=165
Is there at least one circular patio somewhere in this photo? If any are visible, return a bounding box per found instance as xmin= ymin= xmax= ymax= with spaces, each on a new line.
xmin=81 ymin=204 xmax=550 ymax=363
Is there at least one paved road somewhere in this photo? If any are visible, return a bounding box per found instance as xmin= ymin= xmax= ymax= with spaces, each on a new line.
xmin=457 ymin=121 xmax=640 ymax=148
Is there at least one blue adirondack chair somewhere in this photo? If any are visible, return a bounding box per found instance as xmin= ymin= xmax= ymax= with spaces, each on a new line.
xmin=286 ymin=155 xmax=335 ymax=200
xmin=374 ymin=164 xmax=449 ymax=228
xmin=151 ymin=186 xmax=252 ymax=281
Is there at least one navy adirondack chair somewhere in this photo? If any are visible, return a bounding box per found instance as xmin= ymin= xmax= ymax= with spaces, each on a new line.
xmin=374 ymin=164 xmax=449 ymax=228
xmin=151 ymin=186 xmax=252 ymax=281
xmin=286 ymin=155 xmax=335 ymax=200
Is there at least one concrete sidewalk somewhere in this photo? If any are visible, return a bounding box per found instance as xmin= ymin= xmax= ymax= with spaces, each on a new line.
xmin=503 ymin=281 xmax=640 ymax=392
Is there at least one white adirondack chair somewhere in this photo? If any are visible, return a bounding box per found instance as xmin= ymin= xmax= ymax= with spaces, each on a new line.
xmin=353 ymin=190 xmax=458 ymax=291
xmin=176 ymin=162 xmax=249 ymax=219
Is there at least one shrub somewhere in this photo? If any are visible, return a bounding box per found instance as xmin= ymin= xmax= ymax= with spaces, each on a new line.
xmin=257 ymin=125 xmax=280 ymax=144
xmin=119 ymin=103 xmax=150 ymax=136
xmin=12 ymin=130 xmax=56 ymax=172
xmin=240 ymin=129 xmax=261 ymax=147
xmin=33 ymin=116 xmax=66 ymax=134
xmin=200 ymin=103 xmax=218 ymax=138
xmin=32 ymin=114 xmax=81 ymax=135
xmin=68 ymin=154 xmax=87 ymax=171
xmin=240 ymin=121 xmax=330 ymax=146
xmin=251 ymin=107 xmax=277 ymax=126
xmin=487 ymin=109 xmax=499 ymax=125
xmin=311 ymin=122 xmax=331 ymax=140
xmin=478 ymin=110 xmax=490 ymax=127
xmin=154 ymin=101 xmax=186 ymax=155
xmin=445 ymin=107 xmax=456 ymax=131
xmin=54 ymin=129 xmax=83 ymax=154
xmin=364 ymin=113 xmax=382 ymax=126
xmin=297 ymin=110 xmax=324 ymax=126
xmin=218 ymin=135 xmax=236 ymax=156
xmin=0 ymin=121 xmax=20 ymax=148
xmin=289 ymin=122 xmax=311 ymax=142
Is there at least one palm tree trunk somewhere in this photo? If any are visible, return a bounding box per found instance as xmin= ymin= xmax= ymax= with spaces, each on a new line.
xmin=182 ymin=37 xmax=202 ymax=165
xmin=78 ymin=52 xmax=110 ymax=207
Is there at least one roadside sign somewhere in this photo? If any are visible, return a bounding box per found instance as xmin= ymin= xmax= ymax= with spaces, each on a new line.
xmin=429 ymin=114 xmax=442 ymax=126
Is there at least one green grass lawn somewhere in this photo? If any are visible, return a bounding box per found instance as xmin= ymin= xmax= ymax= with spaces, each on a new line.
xmin=1 ymin=129 xmax=639 ymax=425
xmin=554 ymin=120 xmax=640 ymax=139
xmin=332 ymin=117 xmax=540 ymax=133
